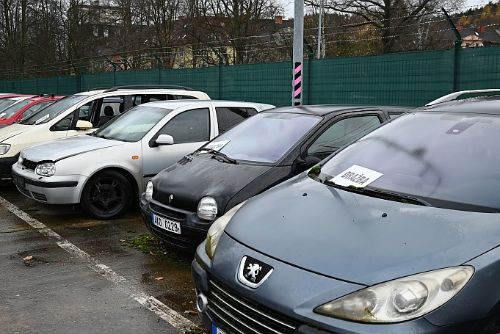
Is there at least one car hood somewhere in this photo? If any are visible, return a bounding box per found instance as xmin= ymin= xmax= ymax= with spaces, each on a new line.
xmin=154 ymin=154 xmax=271 ymax=212
xmin=0 ymin=123 xmax=29 ymax=142
xmin=226 ymin=176 xmax=500 ymax=286
xmin=22 ymin=135 xmax=125 ymax=162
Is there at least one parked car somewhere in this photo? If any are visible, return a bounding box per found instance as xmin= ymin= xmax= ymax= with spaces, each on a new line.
xmin=141 ymin=105 xmax=406 ymax=249
xmin=0 ymin=86 xmax=210 ymax=180
xmin=12 ymin=100 xmax=273 ymax=219
xmin=0 ymin=94 xmax=34 ymax=113
xmin=192 ymin=94 xmax=500 ymax=334
xmin=0 ymin=94 xmax=63 ymax=127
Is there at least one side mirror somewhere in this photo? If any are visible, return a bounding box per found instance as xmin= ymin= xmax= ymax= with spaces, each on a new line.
xmin=294 ymin=155 xmax=322 ymax=173
xmin=75 ymin=120 xmax=93 ymax=130
xmin=156 ymin=134 xmax=174 ymax=146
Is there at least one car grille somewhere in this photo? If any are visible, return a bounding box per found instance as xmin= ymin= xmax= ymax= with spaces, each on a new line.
xmin=207 ymin=280 xmax=300 ymax=334
xmin=22 ymin=159 xmax=37 ymax=170
xmin=150 ymin=202 xmax=186 ymax=221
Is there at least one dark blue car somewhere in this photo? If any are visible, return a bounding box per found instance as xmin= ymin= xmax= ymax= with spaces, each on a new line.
xmin=192 ymin=96 xmax=500 ymax=334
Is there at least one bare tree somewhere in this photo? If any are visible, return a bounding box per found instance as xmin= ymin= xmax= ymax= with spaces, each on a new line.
xmin=306 ymin=0 xmax=464 ymax=53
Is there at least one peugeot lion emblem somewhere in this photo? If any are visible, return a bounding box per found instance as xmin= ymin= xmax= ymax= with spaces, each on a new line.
xmin=168 ymin=194 xmax=174 ymax=204
xmin=237 ymin=256 xmax=273 ymax=289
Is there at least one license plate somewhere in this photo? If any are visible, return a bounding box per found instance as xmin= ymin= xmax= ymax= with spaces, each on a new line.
xmin=211 ymin=324 xmax=226 ymax=334
xmin=151 ymin=213 xmax=181 ymax=235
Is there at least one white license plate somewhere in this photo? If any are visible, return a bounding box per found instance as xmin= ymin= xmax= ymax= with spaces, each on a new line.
xmin=151 ymin=213 xmax=181 ymax=235
xmin=211 ymin=324 xmax=226 ymax=334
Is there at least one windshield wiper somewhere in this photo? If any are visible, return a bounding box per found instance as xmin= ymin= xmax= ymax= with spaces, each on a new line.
xmin=324 ymin=180 xmax=429 ymax=206
xmin=198 ymin=148 xmax=238 ymax=164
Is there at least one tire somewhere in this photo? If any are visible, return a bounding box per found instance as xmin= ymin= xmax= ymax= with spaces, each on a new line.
xmin=81 ymin=170 xmax=132 ymax=219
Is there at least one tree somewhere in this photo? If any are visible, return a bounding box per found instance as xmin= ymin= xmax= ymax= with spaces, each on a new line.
xmin=305 ymin=0 xmax=464 ymax=53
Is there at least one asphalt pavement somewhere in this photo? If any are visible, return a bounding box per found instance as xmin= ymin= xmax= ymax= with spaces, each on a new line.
xmin=0 ymin=185 xmax=201 ymax=334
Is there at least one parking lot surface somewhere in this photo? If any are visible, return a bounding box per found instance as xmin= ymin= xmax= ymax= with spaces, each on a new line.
xmin=0 ymin=185 xmax=201 ymax=334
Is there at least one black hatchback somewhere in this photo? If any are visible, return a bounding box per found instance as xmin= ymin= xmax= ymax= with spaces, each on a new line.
xmin=140 ymin=105 xmax=406 ymax=249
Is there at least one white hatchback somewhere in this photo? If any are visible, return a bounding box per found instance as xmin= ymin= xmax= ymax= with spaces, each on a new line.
xmin=0 ymin=86 xmax=210 ymax=179
xmin=12 ymin=100 xmax=274 ymax=219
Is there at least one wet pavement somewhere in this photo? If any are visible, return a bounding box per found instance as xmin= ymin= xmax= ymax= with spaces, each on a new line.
xmin=0 ymin=184 xmax=202 ymax=334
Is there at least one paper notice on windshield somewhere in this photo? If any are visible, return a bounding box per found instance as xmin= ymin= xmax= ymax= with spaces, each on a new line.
xmin=35 ymin=114 xmax=50 ymax=124
xmin=331 ymin=165 xmax=383 ymax=188
xmin=205 ymin=140 xmax=230 ymax=151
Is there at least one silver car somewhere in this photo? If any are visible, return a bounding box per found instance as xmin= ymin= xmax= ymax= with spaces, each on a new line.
xmin=12 ymin=100 xmax=274 ymax=219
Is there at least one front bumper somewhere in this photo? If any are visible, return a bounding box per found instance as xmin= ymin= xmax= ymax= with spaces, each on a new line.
xmin=140 ymin=195 xmax=211 ymax=250
xmin=192 ymin=235 xmax=488 ymax=334
xmin=12 ymin=164 xmax=86 ymax=204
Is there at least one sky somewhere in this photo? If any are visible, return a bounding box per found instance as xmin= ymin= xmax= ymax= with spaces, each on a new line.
xmin=282 ymin=0 xmax=495 ymax=19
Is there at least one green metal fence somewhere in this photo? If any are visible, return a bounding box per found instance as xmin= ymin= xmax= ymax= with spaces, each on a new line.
xmin=1 ymin=46 xmax=500 ymax=107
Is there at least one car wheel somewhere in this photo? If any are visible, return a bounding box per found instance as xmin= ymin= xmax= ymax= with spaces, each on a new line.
xmin=81 ymin=170 xmax=132 ymax=219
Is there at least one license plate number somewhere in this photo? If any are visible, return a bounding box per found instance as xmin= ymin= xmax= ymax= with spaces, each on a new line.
xmin=211 ymin=324 xmax=226 ymax=334
xmin=151 ymin=213 xmax=181 ymax=234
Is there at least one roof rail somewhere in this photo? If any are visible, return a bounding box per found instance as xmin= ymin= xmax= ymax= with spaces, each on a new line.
xmin=102 ymin=85 xmax=194 ymax=93
xmin=426 ymin=89 xmax=500 ymax=106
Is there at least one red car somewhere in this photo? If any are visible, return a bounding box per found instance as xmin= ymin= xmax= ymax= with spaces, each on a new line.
xmin=0 ymin=94 xmax=63 ymax=126
xmin=0 ymin=94 xmax=35 ymax=113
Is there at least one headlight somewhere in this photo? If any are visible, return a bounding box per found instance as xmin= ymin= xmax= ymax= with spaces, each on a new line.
xmin=314 ymin=266 xmax=474 ymax=323
xmin=145 ymin=181 xmax=153 ymax=201
xmin=0 ymin=143 xmax=10 ymax=155
xmin=205 ymin=201 xmax=246 ymax=259
xmin=197 ymin=196 xmax=218 ymax=220
xmin=35 ymin=162 xmax=56 ymax=177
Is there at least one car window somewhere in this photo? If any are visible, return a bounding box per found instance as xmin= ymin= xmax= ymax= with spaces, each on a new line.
xmin=20 ymin=101 xmax=54 ymax=121
xmin=99 ymin=98 xmax=122 ymax=117
xmin=51 ymin=102 xmax=92 ymax=132
xmin=159 ymin=108 xmax=210 ymax=144
xmin=0 ymin=99 xmax=32 ymax=118
xmin=22 ymin=95 xmax=88 ymax=125
xmin=173 ymin=95 xmax=197 ymax=100
xmin=215 ymin=107 xmax=256 ymax=134
xmin=213 ymin=112 xmax=321 ymax=164
xmin=307 ymin=115 xmax=381 ymax=160
xmin=51 ymin=114 xmax=73 ymax=131
xmin=0 ymin=98 xmax=22 ymax=113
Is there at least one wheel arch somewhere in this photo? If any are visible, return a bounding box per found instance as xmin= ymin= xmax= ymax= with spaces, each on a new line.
xmin=79 ymin=166 xmax=140 ymax=203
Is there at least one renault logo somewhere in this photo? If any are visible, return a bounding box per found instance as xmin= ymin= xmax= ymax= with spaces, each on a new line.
xmin=168 ymin=194 xmax=174 ymax=204
xmin=237 ymin=256 xmax=273 ymax=289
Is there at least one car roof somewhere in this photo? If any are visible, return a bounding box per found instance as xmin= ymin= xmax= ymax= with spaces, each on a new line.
xmin=141 ymin=100 xmax=274 ymax=110
xmin=265 ymin=104 xmax=411 ymax=116
xmin=421 ymin=96 xmax=500 ymax=115
xmin=75 ymin=88 xmax=207 ymax=96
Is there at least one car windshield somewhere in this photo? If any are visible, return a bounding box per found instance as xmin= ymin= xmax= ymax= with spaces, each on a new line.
xmin=21 ymin=95 xmax=87 ymax=125
xmin=0 ymin=99 xmax=32 ymax=118
xmin=20 ymin=101 xmax=55 ymax=121
xmin=317 ymin=111 xmax=500 ymax=212
xmin=0 ymin=98 xmax=21 ymax=112
xmin=92 ymin=106 xmax=171 ymax=142
xmin=207 ymin=112 xmax=321 ymax=163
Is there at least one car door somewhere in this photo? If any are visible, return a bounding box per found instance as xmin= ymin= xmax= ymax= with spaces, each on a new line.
xmin=304 ymin=113 xmax=383 ymax=161
xmin=141 ymin=107 xmax=214 ymax=180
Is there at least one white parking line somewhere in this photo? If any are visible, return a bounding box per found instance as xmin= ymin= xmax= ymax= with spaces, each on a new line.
xmin=0 ymin=196 xmax=197 ymax=333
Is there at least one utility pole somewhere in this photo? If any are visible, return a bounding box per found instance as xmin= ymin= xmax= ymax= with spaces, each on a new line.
xmin=292 ymin=0 xmax=304 ymax=106
xmin=317 ymin=0 xmax=324 ymax=59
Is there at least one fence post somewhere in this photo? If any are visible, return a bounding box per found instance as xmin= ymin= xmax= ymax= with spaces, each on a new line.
xmin=218 ymin=60 xmax=223 ymax=100
xmin=158 ymin=67 xmax=161 ymax=84
xmin=453 ymin=42 xmax=461 ymax=92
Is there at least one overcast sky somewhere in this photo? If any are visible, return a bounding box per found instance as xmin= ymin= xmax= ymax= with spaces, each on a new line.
xmin=282 ymin=0 xmax=495 ymax=19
